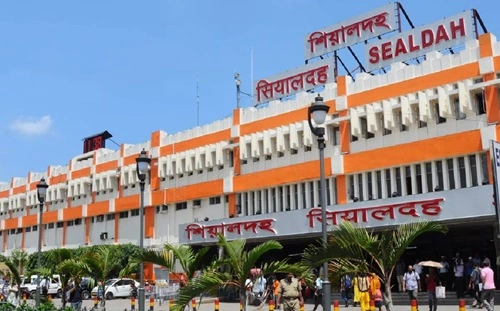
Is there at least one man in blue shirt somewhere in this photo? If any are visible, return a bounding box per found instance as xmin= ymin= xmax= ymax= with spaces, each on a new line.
xmin=403 ymin=265 xmax=421 ymax=305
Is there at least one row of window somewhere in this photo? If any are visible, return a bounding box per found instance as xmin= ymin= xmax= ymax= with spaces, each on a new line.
xmin=348 ymin=153 xmax=489 ymax=201
xmin=237 ymin=178 xmax=338 ymax=217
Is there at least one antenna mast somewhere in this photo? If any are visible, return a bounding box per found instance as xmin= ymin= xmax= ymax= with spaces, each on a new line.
xmin=234 ymin=72 xmax=241 ymax=109
xmin=196 ymin=79 xmax=200 ymax=126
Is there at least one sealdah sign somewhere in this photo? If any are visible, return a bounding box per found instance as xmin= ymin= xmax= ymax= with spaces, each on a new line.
xmin=365 ymin=11 xmax=474 ymax=71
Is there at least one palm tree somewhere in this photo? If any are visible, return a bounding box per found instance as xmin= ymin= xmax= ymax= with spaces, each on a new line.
xmin=302 ymin=221 xmax=447 ymax=311
xmin=173 ymin=234 xmax=306 ymax=311
xmin=77 ymin=245 xmax=121 ymax=307
xmin=10 ymin=250 xmax=29 ymax=276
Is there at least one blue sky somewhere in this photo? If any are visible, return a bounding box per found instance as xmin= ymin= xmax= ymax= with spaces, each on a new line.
xmin=1 ymin=1 xmax=499 ymax=182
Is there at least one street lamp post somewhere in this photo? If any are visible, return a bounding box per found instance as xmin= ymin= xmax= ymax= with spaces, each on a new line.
xmin=136 ymin=149 xmax=151 ymax=311
xmin=307 ymin=94 xmax=331 ymax=311
xmin=36 ymin=178 xmax=49 ymax=307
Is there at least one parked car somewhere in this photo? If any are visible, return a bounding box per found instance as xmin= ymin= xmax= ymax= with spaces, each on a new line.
xmin=20 ymin=274 xmax=63 ymax=298
xmin=79 ymin=277 xmax=95 ymax=300
xmin=91 ymin=278 xmax=139 ymax=300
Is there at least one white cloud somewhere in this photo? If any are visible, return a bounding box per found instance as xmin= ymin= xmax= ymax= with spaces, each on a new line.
xmin=9 ymin=115 xmax=53 ymax=136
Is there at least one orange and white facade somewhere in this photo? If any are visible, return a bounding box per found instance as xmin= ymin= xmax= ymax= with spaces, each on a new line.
xmin=1 ymin=6 xmax=500 ymax=265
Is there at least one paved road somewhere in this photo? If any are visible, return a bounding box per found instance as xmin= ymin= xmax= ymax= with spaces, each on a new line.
xmin=40 ymin=298 xmax=472 ymax=311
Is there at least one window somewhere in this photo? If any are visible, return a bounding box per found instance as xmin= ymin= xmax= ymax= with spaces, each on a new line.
xmin=209 ymin=196 xmax=221 ymax=205
xmin=480 ymin=153 xmax=489 ymax=184
xmin=333 ymin=178 xmax=338 ymax=204
xmin=361 ymin=118 xmax=375 ymax=139
xmin=309 ymin=181 xmax=315 ymax=207
xmin=286 ymin=185 xmax=291 ymax=210
xmin=244 ymin=193 xmax=249 ymax=215
xmin=469 ymin=155 xmax=478 ymax=186
xmin=119 ymin=211 xmax=129 ymax=219
xmin=475 ymin=92 xmax=486 ymax=115
xmin=301 ymin=183 xmax=307 ymax=209
xmin=458 ymin=157 xmax=466 ymax=188
xmin=32 ymin=225 xmax=37 ymax=231
xmin=175 ymin=202 xmax=188 ymax=211
xmin=453 ymin=98 xmax=466 ymax=120
xmin=106 ymin=213 xmax=115 ymax=221
xmin=415 ymin=106 xmax=427 ymax=128
xmin=395 ymin=168 xmax=402 ymax=196
xmin=349 ymin=175 xmax=355 ymax=200
xmin=193 ymin=199 xmax=201 ymax=206
xmin=75 ymin=218 xmax=82 ymax=225
xmin=279 ymin=186 xmax=284 ymax=211
xmin=271 ymin=188 xmax=277 ymax=213
xmin=56 ymin=222 xmax=63 ymax=228
xmin=380 ymin=114 xmax=392 ymax=136
xmin=48 ymin=223 xmax=55 ymax=229
xmin=435 ymin=104 xmax=447 ymax=124
xmin=405 ymin=166 xmax=412 ymax=195
xmin=376 ymin=171 xmax=382 ymax=199
xmin=447 ymin=159 xmax=455 ymax=190
xmin=385 ymin=169 xmax=392 ymax=197
xmin=294 ymin=184 xmax=299 ymax=208
xmin=325 ymin=179 xmax=331 ymax=205
xmin=415 ymin=164 xmax=423 ymax=194
xmin=264 ymin=189 xmax=270 ymax=214
xmin=436 ymin=161 xmax=444 ymax=190
xmin=329 ymin=126 xmax=340 ymax=146
xmin=367 ymin=172 xmax=373 ymax=200
xmin=425 ymin=162 xmax=433 ymax=192
xmin=131 ymin=209 xmax=140 ymax=217
xmin=257 ymin=190 xmax=262 ymax=214
xmin=26 ymin=227 xmax=31 ymax=233
xmin=357 ymin=173 xmax=364 ymax=201
xmin=67 ymin=220 xmax=74 ymax=227
xmin=399 ymin=110 xmax=408 ymax=132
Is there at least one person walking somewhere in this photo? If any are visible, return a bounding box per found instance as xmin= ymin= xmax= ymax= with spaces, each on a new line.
xmin=68 ymin=279 xmax=83 ymax=311
xmin=352 ymin=273 xmax=360 ymax=307
xmin=481 ymin=260 xmax=496 ymax=311
xmin=469 ymin=262 xmax=483 ymax=308
xmin=357 ymin=273 xmax=371 ymax=311
xmin=340 ymin=274 xmax=352 ymax=307
xmin=276 ymin=272 xmax=303 ymax=311
xmin=396 ymin=260 xmax=406 ymax=292
xmin=312 ymin=273 xmax=323 ymax=311
xmin=403 ymin=265 xmax=421 ymax=306
xmin=426 ymin=268 xmax=440 ymax=311
xmin=454 ymin=254 xmax=465 ymax=298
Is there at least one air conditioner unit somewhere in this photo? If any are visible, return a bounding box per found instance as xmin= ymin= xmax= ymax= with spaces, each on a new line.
xmin=99 ymin=232 xmax=108 ymax=240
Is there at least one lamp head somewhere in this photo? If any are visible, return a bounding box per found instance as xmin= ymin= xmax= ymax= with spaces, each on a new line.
xmin=307 ymin=94 xmax=330 ymax=137
xmin=36 ymin=178 xmax=49 ymax=203
xmin=135 ymin=149 xmax=151 ymax=181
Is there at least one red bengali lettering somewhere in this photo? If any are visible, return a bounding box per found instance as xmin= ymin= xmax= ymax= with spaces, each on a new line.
xmin=185 ymin=223 xmax=205 ymax=240
xmin=420 ymin=198 xmax=444 ymax=216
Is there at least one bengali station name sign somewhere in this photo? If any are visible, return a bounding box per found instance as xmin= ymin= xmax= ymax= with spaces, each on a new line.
xmin=365 ymin=10 xmax=474 ymax=71
xmin=304 ymin=2 xmax=397 ymax=60
xmin=253 ymin=58 xmax=335 ymax=106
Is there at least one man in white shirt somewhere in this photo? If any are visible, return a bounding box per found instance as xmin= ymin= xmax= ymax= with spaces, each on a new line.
xmin=245 ymin=277 xmax=254 ymax=306
xmin=253 ymin=275 xmax=267 ymax=301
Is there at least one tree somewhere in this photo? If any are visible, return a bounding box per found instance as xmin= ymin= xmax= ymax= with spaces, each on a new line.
xmin=302 ymin=221 xmax=447 ymax=311
xmin=173 ymin=234 xmax=306 ymax=311
xmin=10 ymin=250 xmax=29 ymax=276
xmin=77 ymin=245 xmax=121 ymax=306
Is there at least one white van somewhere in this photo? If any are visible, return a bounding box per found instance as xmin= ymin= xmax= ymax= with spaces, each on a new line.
xmin=20 ymin=274 xmax=63 ymax=298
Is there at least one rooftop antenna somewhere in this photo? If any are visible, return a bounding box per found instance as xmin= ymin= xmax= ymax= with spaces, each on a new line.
xmin=196 ymin=79 xmax=200 ymax=126
xmin=234 ymin=72 xmax=252 ymax=109
xmin=235 ymin=72 xmax=241 ymax=109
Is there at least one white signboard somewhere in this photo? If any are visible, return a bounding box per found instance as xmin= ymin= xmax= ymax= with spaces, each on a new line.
xmin=253 ymin=58 xmax=335 ymax=106
xmin=491 ymin=140 xmax=500 ymax=236
xmin=365 ymin=10 xmax=474 ymax=71
xmin=305 ymin=3 xmax=397 ymax=60
xmin=179 ymin=186 xmax=494 ymax=244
